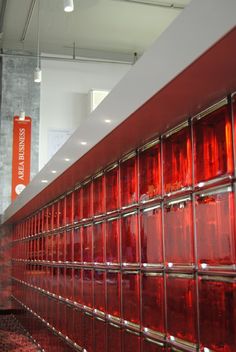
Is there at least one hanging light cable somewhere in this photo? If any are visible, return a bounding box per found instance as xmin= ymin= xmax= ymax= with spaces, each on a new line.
xmin=34 ymin=0 xmax=41 ymax=82
xmin=64 ymin=0 xmax=74 ymax=12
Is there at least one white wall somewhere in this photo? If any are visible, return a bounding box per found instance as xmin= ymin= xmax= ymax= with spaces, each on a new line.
xmin=39 ymin=59 xmax=131 ymax=169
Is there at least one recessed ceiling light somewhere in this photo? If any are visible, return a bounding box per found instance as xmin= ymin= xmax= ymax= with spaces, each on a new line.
xmin=80 ymin=141 xmax=87 ymax=145
xmin=41 ymin=179 xmax=48 ymax=183
xmin=104 ymin=119 xmax=111 ymax=123
xmin=51 ymin=170 xmax=57 ymax=174
xmin=64 ymin=0 xmax=74 ymax=12
xmin=65 ymin=158 xmax=70 ymax=161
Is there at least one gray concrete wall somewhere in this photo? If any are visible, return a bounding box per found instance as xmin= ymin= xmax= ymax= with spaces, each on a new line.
xmin=0 ymin=53 xmax=40 ymax=214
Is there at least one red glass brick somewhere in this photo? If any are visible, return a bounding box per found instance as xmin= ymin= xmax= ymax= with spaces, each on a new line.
xmin=93 ymin=173 xmax=105 ymax=216
xmin=52 ymin=233 xmax=58 ymax=262
xmin=74 ymin=187 xmax=82 ymax=222
xmin=73 ymin=309 xmax=83 ymax=346
xmin=82 ymin=312 xmax=93 ymax=352
xmin=141 ymin=338 xmax=166 ymax=352
xmin=58 ymin=267 xmax=65 ymax=297
xmin=193 ymin=103 xmax=233 ymax=185
xmin=123 ymin=330 xmax=141 ymax=352
xmin=82 ymin=224 xmax=93 ymax=263
xmin=140 ymin=205 xmax=163 ymax=267
xmin=65 ymin=268 xmax=74 ymax=301
xmin=65 ymin=229 xmax=73 ymax=262
xmin=82 ymin=269 xmax=93 ymax=308
xmin=74 ymin=226 xmax=82 ymax=262
xmin=74 ymin=268 xmax=82 ymax=303
xmin=47 ymin=235 xmax=53 ymax=262
xmin=195 ymin=187 xmax=236 ymax=268
xmin=52 ymin=266 xmax=58 ymax=295
xmin=106 ymin=164 xmax=119 ymax=212
xmin=53 ymin=201 xmax=59 ymax=229
xmin=106 ymin=217 xmax=120 ymax=264
xmin=82 ymin=181 xmax=93 ymax=219
xmin=94 ymin=269 xmax=106 ymax=312
xmin=199 ymin=277 xmax=236 ymax=352
xmin=94 ymin=317 xmax=106 ymax=352
xmin=233 ymin=95 xmax=236 ymax=173
xmin=47 ymin=205 xmax=53 ymax=231
xmin=107 ymin=270 xmax=121 ymax=318
xmin=121 ymin=212 xmax=139 ymax=265
xmin=107 ymin=323 xmax=122 ymax=352
xmin=166 ymin=274 xmax=197 ymax=344
xmin=41 ymin=236 xmax=46 ymax=261
xmin=139 ymin=142 xmax=162 ymax=202
xmin=163 ymin=125 xmax=192 ymax=195
xmin=65 ymin=192 xmax=73 ymax=225
xmin=122 ymin=272 xmax=140 ymax=325
xmin=164 ymin=197 xmax=194 ymax=267
xmin=120 ymin=154 xmax=138 ymax=207
xmin=58 ymin=231 xmax=65 ymax=262
xmin=94 ymin=221 xmax=105 ymax=263
xmin=58 ymin=197 xmax=65 ymax=227
xmin=142 ymin=273 xmax=165 ymax=334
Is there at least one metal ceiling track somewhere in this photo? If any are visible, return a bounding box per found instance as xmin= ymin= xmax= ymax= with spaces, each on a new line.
xmin=20 ymin=0 xmax=37 ymax=42
xmin=117 ymin=0 xmax=186 ymax=9
xmin=0 ymin=0 xmax=7 ymax=37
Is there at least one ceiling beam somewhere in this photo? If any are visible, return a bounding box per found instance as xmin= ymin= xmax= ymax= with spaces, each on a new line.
xmin=116 ymin=0 xmax=186 ymax=9
xmin=20 ymin=0 xmax=37 ymax=42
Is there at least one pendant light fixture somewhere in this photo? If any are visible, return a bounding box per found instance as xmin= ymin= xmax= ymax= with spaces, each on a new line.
xmin=64 ymin=0 xmax=74 ymax=12
xmin=34 ymin=0 xmax=41 ymax=83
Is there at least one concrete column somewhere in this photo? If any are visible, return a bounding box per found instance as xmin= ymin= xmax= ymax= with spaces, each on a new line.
xmin=0 ymin=53 xmax=40 ymax=213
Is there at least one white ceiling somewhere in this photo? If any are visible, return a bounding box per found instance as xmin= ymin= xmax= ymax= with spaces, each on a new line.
xmin=0 ymin=0 xmax=191 ymax=62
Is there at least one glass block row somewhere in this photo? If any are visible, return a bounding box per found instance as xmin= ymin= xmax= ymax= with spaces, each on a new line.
xmin=12 ymin=185 xmax=236 ymax=271
xmin=12 ymin=275 xmax=236 ymax=352
xmin=13 ymin=97 xmax=236 ymax=240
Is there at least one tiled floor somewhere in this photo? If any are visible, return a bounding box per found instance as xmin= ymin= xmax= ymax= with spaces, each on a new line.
xmin=0 ymin=314 xmax=40 ymax=352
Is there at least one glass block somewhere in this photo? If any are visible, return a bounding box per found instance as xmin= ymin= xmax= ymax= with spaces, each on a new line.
xmin=52 ymin=233 xmax=58 ymax=262
xmin=51 ymin=266 xmax=58 ymax=296
xmin=65 ymin=268 xmax=74 ymax=301
xmin=107 ymin=323 xmax=122 ymax=352
xmin=163 ymin=125 xmax=192 ymax=195
xmin=65 ymin=192 xmax=73 ymax=225
xmin=123 ymin=330 xmax=141 ymax=352
xmin=233 ymin=95 xmax=236 ymax=172
xmin=82 ymin=312 xmax=93 ymax=352
xmin=82 ymin=224 xmax=93 ymax=263
xmin=139 ymin=141 xmax=162 ymax=202
xmin=74 ymin=268 xmax=82 ymax=304
xmin=166 ymin=274 xmax=197 ymax=344
xmin=94 ymin=269 xmax=106 ymax=312
xmin=93 ymin=173 xmax=105 ymax=216
xmin=53 ymin=201 xmax=59 ymax=229
xmin=122 ymin=271 xmax=140 ymax=325
xmin=141 ymin=338 xmax=166 ymax=352
xmin=58 ymin=267 xmax=65 ymax=298
xmin=47 ymin=205 xmax=53 ymax=231
xmin=82 ymin=269 xmax=93 ymax=308
xmin=93 ymin=221 xmax=105 ymax=263
xmin=193 ymin=102 xmax=233 ymax=185
xmin=121 ymin=211 xmax=139 ymax=265
xmin=107 ymin=271 xmax=121 ymax=318
xmin=120 ymin=154 xmax=138 ymax=207
xmin=142 ymin=273 xmax=165 ymax=334
xmin=58 ymin=231 xmax=65 ymax=262
xmin=47 ymin=235 xmax=53 ymax=262
xmin=74 ymin=188 xmax=82 ymax=222
xmin=65 ymin=229 xmax=73 ymax=262
xmin=199 ymin=276 xmax=236 ymax=352
xmin=140 ymin=205 xmax=163 ymax=267
xmin=58 ymin=197 xmax=65 ymax=228
xmin=74 ymin=226 xmax=82 ymax=263
xmin=106 ymin=217 xmax=120 ymax=264
xmin=195 ymin=187 xmax=236 ymax=268
xmin=73 ymin=309 xmax=83 ymax=346
xmin=82 ymin=181 xmax=93 ymax=219
xmin=94 ymin=317 xmax=106 ymax=352
xmin=106 ymin=164 xmax=119 ymax=212
xmin=164 ymin=197 xmax=194 ymax=267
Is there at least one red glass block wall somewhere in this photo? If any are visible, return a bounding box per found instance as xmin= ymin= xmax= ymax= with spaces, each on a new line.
xmin=10 ymin=96 xmax=236 ymax=352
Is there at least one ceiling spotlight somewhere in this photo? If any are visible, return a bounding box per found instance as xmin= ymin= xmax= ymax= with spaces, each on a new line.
xmin=51 ymin=170 xmax=57 ymax=174
xmin=41 ymin=179 xmax=48 ymax=183
xmin=80 ymin=141 xmax=87 ymax=145
xmin=64 ymin=0 xmax=74 ymax=12
xmin=65 ymin=158 xmax=70 ymax=161
xmin=34 ymin=67 xmax=42 ymax=83
xmin=104 ymin=119 xmax=111 ymax=123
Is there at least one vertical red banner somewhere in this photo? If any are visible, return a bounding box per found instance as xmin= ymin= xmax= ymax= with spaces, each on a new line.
xmin=11 ymin=116 xmax=32 ymax=200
